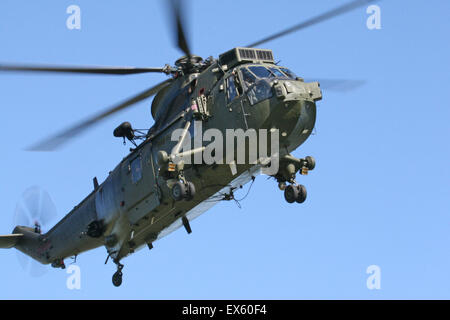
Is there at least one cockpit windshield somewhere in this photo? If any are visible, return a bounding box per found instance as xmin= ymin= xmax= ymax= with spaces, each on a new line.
xmin=237 ymin=65 xmax=298 ymax=105
xmin=244 ymin=65 xmax=297 ymax=80
xmin=239 ymin=66 xmax=272 ymax=105
xmin=279 ymin=67 xmax=297 ymax=80
xmin=268 ymin=67 xmax=287 ymax=78
xmin=248 ymin=66 xmax=272 ymax=79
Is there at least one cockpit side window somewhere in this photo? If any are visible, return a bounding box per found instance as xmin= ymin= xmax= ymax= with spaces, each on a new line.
xmin=279 ymin=67 xmax=297 ymax=80
xmin=226 ymin=76 xmax=238 ymax=102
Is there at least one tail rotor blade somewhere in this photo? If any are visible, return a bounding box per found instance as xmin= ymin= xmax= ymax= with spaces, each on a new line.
xmin=35 ymin=189 xmax=57 ymax=227
xmin=13 ymin=186 xmax=58 ymax=278
xmin=16 ymin=186 xmax=57 ymax=230
xmin=29 ymin=259 xmax=48 ymax=278
xmin=14 ymin=201 xmax=31 ymax=227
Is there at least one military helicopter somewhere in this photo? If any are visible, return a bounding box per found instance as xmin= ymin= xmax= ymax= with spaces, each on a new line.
xmin=0 ymin=0 xmax=375 ymax=286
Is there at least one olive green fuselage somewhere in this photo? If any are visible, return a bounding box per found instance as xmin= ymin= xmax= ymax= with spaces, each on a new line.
xmin=14 ymin=58 xmax=321 ymax=266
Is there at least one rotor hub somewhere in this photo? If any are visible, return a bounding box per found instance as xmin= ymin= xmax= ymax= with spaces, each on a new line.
xmin=175 ymin=55 xmax=204 ymax=73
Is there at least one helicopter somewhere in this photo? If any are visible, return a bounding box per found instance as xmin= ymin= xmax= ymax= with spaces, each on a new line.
xmin=0 ymin=0 xmax=376 ymax=287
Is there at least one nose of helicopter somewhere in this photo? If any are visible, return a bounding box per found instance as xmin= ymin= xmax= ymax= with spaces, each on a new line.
xmin=269 ymin=80 xmax=321 ymax=152
xmin=281 ymin=99 xmax=316 ymax=152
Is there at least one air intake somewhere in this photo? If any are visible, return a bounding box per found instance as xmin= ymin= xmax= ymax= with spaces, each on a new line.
xmin=219 ymin=47 xmax=275 ymax=68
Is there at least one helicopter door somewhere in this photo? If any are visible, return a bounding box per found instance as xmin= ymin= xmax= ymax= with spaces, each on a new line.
xmin=122 ymin=143 xmax=160 ymax=225
xmin=225 ymin=73 xmax=248 ymax=129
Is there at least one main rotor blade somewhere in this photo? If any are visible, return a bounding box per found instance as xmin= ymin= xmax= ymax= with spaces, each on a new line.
xmin=0 ymin=64 xmax=168 ymax=75
xmin=170 ymin=0 xmax=191 ymax=57
xmin=27 ymin=79 xmax=172 ymax=151
xmin=247 ymin=0 xmax=379 ymax=48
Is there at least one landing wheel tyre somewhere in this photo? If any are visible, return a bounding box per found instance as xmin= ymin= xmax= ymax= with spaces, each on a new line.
xmin=295 ymin=185 xmax=307 ymax=203
xmin=112 ymin=271 xmax=122 ymax=287
xmin=284 ymin=185 xmax=299 ymax=203
xmin=305 ymin=156 xmax=316 ymax=170
xmin=185 ymin=182 xmax=196 ymax=201
xmin=172 ymin=181 xmax=186 ymax=201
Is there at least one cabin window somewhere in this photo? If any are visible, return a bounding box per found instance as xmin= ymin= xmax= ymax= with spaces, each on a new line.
xmin=130 ymin=156 xmax=142 ymax=184
xmin=226 ymin=76 xmax=238 ymax=102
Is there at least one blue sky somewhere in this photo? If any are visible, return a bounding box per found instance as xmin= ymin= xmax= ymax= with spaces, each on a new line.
xmin=0 ymin=0 xmax=449 ymax=299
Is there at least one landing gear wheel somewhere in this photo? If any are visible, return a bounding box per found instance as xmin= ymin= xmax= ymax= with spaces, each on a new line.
xmin=171 ymin=181 xmax=186 ymax=201
xmin=295 ymin=184 xmax=307 ymax=203
xmin=172 ymin=181 xmax=196 ymax=201
xmin=112 ymin=271 xmax=122 ymax=287
xmin=284 ymin=185 xmax=299 ymax=203
xmin=185 ymin=181 xmax=196 ymax=201
xmin=305 ymin=156 xmax=316 ymax=170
